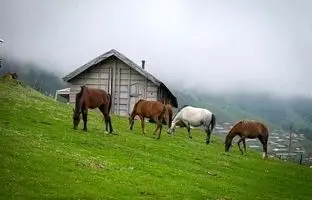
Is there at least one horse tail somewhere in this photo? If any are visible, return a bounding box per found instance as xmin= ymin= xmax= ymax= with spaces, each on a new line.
xmin=168 ymin=105 xmax=173 ymax=128
xmin=261 ymin=123 xmax=269 ymax=141
xmin=107 ymin=93 xmax=112 ymax=114
xmin=75 ymin=85 xmax=87 ymax=113
xmin=130 ymin=99 xmax=144 ymax=117
xmin=164 ymin=104 xmax=171 ymax=128
xmin=210 ymin=113 xmax=216 ymax=132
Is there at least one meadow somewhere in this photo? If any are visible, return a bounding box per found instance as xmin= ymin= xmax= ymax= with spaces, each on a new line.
xmin=0 ymin=79 xmax=311 ymax=200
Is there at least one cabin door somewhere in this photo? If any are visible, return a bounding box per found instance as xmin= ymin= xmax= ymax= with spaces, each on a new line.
xmin=98 ymin=66 xmax=113 ymax=97
xmin=129 ymin=83 xmax=146 ymax=116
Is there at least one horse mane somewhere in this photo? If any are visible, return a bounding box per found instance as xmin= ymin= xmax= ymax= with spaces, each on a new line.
xmin=130 ymin=99 xmax=145 ymax=115
xmin=228 ymin=119 xmax=257 ymax=135
xmin=172 ymin=104 xmax=189 ymax=119
xmin=135 ymin=99 xmax=145 ymax=105
xmin=228 ymin=120 xmax=244 ymax=134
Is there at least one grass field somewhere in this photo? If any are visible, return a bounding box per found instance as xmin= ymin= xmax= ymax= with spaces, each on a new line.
xmin=0 ymin=79 xmax=312 ymax=200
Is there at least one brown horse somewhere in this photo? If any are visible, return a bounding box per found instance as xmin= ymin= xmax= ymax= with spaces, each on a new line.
xmin=148 ymin=103 xmax=173 ymax=127
xmin=129 ymin=99 xmax=171 ymax=139
xmin=224 ymin=120 xmax=269 ymax=158
xmin=73 ymin=85 xmax=113 ymax=133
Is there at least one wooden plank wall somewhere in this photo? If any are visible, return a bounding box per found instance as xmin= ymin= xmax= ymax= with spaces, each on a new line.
xmin=67 ymin=57 xmax=160 ymax=116
xmin=68 ymin=58 xmax=114 ymax=104
xmin=115 ymin=60 xmax=159 ymax=116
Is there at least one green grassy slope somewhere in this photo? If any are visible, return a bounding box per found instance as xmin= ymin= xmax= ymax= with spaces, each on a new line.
xmin=1 ymin=79 xmax=312 ymax=200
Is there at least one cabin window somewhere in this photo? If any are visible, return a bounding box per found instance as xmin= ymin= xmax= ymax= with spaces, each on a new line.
xmin=130 ymin=83 xmax=141 ymax=97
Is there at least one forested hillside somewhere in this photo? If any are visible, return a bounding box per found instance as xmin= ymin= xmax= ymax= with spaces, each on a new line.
xmin=173 ymin=89 xmax=312 ymax=140
xmin=0 ymin=58 xmax=67 ymax=95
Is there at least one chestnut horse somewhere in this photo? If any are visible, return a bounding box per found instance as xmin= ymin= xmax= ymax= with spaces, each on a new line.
xmin=224 ymin=120 xmax=269 ymax=158
xmin=72 ymin=85 xmax=113 ymax=133
xmin=148 ymin=102 xmax=173 ymax=128
xmin=129 ymin=99 xmax=170 ymax=139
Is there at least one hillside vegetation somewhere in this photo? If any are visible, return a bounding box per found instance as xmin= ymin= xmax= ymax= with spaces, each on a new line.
xmin=173 ymin=89 xmax=312 ymax=139
xmin=1 ymin=79 xmax=312 ymax=200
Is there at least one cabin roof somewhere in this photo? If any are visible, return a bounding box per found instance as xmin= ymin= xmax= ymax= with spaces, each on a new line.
xmin=62 ymin=49 xmax=178 ymax=107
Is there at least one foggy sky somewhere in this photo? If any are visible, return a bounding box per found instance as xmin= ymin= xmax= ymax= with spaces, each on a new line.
xmin=1 ymin=0 xmax=312 ymax=97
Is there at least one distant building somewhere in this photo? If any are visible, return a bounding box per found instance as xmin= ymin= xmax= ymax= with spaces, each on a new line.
xmin=62 ymin=49 xmax=178 ymax=116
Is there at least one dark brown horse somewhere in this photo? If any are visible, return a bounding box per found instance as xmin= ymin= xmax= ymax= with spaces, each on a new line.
xmin=129 ymin=99 xmax=171 ymax=139
xmin=73 ymin=85 xmax=113 ymax=133
xmin=224 ymin=120 xmax=269 ymax=158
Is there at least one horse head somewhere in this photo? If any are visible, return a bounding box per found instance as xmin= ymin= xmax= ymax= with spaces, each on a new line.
xmin=72 ymin=108 xmax=81 ymax=130
xmin=128 ymin=113 xmax=134 ymax=130
xmin=224 ymin=134 xmax=232 ymax=152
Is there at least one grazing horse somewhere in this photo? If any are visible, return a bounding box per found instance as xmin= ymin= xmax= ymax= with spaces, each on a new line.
xmin=72 ymin=85 xmax=113 ymax=133
xmin=129 ymin=99 xmax=171 ymax=139
xmin=224 ymin=120 xmax=269 ymax=158
xmin=149 ymin=102 xmax=173 ymax=127
xmin=167 ymin=105 xmax=216 ymax=144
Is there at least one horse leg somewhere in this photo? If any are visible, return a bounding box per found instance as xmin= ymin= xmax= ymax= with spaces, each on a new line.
xmin=104 ymin=113 xmax=113 ymax=133
xmin=185 ymin=123 xmax=192 ymax=139
xmin=264 ymin=135 xmax=268 ymax=158
xmin=153 ymin=120 xmax=159 ymax=137
xmin=152 ymin=116 xmax=161 ymax=139
xmin=129 ymin=115 xmax=135 ymax=131
xmin=102 ymin=104 xmax=113 ymax=133
xmin=140 ymin=116 xmax=146 ymax=136
xmin=157 ymin=115 xmax=163 ymax=140
xmin=99 ymin=105 xmax=109 ymax=133
xmin=243 ymin=138 xmax=247 ymax=153
xmin=263 ymin=142 xmax=268 ymax=159
xmin=237 ymin=136 xmax=245 ymax=155
xmin=104 ymin=104 xmax=114 ymax=133
xmin=205 ymin=127 xmax=211 ymax=144
xmin=258 ymin=135 xmax=268 ymax=159
xmin=82 ymin=109 xmax=88 ymax=131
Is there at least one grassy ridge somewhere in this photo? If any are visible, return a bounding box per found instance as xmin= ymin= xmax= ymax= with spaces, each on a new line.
xmin=0 ymin=80 xmax=311 ymax=200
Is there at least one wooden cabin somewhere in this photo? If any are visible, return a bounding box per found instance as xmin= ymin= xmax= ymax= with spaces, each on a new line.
xmin=62 ymin=49 xmax=178 ymax=116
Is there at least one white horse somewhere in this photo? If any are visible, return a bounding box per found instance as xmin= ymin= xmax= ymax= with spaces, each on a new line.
xmin=167 ymin=105 xmax=216 ymax=144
